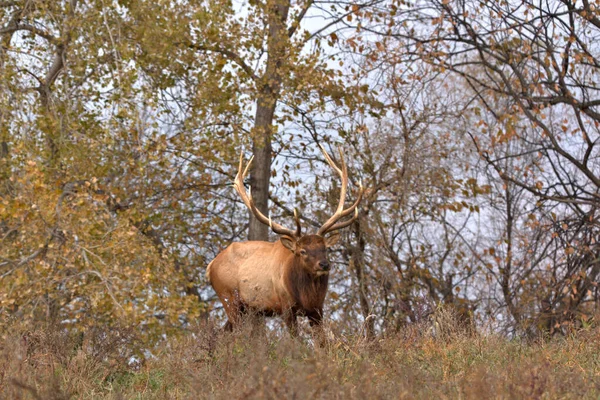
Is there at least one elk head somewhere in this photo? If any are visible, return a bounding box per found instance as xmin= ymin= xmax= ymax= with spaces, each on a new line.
xmin=279 ymin=234 xmax=339 ymax=277
xmin=233 ymin=144 xmax=364 ymax=272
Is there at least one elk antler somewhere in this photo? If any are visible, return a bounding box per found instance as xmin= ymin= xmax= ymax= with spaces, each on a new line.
xmin=317 ymin=145 xmax=364 ymax=236
xmin=234 ymin=151 xmax=301 ymax=238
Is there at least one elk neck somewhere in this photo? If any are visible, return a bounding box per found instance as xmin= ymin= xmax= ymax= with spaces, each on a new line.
xmin=283 ymin=253 xmax=329 ymax=310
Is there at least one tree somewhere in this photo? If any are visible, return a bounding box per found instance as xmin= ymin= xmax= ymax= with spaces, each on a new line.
xmin=390 ymin=0 xmax=600 ymax=334
xmin=155 ymin=0 xmax=385 ymax=240
xmin=287 ymin=36 xmax=483 ymax=334
xmin=0 ymin=0 xmax=389 ymax=342
xmin=0 ymin=0 xmax=208 ymax=347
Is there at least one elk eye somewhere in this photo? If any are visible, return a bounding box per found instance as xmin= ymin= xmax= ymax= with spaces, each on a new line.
xmin=299 ymin=249 xmax=307 ymax=256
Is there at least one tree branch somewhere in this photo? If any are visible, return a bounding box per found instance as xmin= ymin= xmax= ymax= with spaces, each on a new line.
xmin=44 ymin=44 xmax=65 ymax=87
xmin=0 ymin=21 xmax=57 ymax=43
xmin=288 ymin=0 xmax=313 ymax=38
xmin=188 ymin=42 xmax=258 ymax=81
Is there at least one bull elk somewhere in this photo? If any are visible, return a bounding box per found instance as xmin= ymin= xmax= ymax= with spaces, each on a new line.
xmin=206 ymin=145 xmax=364 ymax=335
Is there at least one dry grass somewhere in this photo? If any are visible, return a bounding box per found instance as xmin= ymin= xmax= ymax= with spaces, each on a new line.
xmin=1 ymin=311 xmax=600 ymax=399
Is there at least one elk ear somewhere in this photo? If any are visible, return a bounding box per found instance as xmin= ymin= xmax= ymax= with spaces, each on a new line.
xmin=280 ymin=235 xmax=296 ymax=252
xmin=324 ymin=232 xmax=341 ymax=248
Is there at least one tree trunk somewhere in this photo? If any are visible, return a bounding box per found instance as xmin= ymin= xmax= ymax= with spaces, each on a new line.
xmin=248 ymin=0 xmax=289 ymax=241
xmin=352 ymin=220 xmax=375 ymax=339
xmin=249 ymin=101 xmax=274 ymax=241
xmin=0 ymin=20 xmax=14 ymax=196
xmin=501 ymin=183 xmax=522 ymax=326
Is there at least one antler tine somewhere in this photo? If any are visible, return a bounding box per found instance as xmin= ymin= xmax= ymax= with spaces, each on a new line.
xmin=319 ymin=145 xmax=348 ymax=209
xmin=336 ymin=146 xmax=348 ymax=214
xmin=293 ymin=208 xmax=301 ymax=237
xmin=243 ymin=155 xmax=254 ymax=178
xmin=337 ymin=180 xmax=363 ymax=218
xmin=317 ymin=145 xmax=362 ymax=236
xmin=327 ymin=208 xmax=359 ymax=232
xmin=319 ymin=144 xmax=341 ymax=174
xmin=322 ymin=181 xmax=364 ymax=235
xmin=233 ymin=151 xmax=299 ymax=238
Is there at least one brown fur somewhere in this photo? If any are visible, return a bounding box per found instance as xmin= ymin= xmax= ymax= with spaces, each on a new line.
xmin=206 ymin=234 xmax=336 ymax=334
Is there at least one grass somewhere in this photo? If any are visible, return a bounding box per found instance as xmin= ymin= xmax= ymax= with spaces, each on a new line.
xmin=1 ymin=312 xmax=600 ymax=399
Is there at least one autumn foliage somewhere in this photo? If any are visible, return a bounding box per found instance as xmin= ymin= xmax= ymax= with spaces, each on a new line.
xmin=1 ymin=0 xmax=599 ymax=384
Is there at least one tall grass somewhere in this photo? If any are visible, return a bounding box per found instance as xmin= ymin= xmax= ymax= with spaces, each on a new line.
xmin=2 ymin=310 xmax=599 ymax=399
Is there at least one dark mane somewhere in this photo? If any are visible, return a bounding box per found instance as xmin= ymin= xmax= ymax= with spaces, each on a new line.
xmin=284 ymin=257 xmax=329 ymax=311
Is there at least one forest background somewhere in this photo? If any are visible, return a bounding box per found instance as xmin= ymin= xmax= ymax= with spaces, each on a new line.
xmin=1 ymin=0 xmax=599 ymax=354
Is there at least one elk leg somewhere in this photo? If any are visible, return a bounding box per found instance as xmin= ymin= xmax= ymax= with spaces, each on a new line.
xmin=307 ymin=310 xmax=322 ymax=327
xmin=307 ymin=310 xmax=327 ymax=345
xmin=249 ymin=312 xmax=267 ymax=337
xmin=223 ymin=320 xmax=233 ymax=332
xmin=221 ymin=290 xmax=243 ymax=331
xmin=283 ymin=310 xmax=298 ymax=337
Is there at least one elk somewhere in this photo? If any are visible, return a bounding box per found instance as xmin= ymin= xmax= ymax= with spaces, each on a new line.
xmin=206 ymin=145 xmax=364 ymax=335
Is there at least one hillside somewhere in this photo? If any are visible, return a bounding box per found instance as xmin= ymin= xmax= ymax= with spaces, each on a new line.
xmin=2 ymin=312 xmax=599 ymax=399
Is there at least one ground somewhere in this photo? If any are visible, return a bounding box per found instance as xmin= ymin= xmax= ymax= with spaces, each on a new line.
xmin=1 ymin=313 xmax=599 ymax=399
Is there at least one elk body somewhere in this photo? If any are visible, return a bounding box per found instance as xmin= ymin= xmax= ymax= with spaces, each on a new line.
xmin=206 ymin=146 xmax=363 ymax=334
